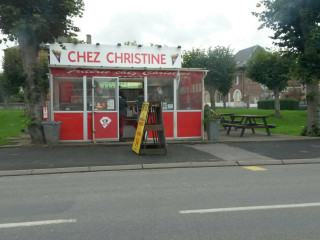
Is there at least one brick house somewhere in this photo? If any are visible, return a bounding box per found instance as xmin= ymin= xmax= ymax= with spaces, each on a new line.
xmin=211 ymin=45 xmax=305 ymax=108
xmin=213 ymin=45 xmax=266 ymax=108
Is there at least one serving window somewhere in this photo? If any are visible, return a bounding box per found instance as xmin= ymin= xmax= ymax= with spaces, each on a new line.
xmin=177 ymin=72 xmax=202 ymax=110
xmin=53 ymin=75 xmax=84 ymax=111
xmin=147 ymin=77 xmax=174 ymax=110
xmin=90 ymin=77 xmax=118 ymax=111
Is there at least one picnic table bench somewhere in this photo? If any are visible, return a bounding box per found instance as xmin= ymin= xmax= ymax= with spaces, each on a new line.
xmin=219 ymin=113 xmax=234 ymax=124
xmin=224 ymin=114 xmax=276 ymax=137
xmin=219 ymin=113 xmax=245 ymax=130
xmin=219 ymin=113 xmax=241 ymax=129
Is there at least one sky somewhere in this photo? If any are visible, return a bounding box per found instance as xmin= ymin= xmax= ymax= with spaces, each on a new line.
xmin=0 ymin=0 xmax=275 ymax=70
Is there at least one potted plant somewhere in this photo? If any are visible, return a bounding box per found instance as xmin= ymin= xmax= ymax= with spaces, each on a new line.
xmin=203 ymin=106 xmax=221 ymax=140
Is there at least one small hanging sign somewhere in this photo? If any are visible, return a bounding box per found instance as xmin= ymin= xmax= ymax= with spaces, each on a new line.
xmin=42 ymin=106 xmax=49 ymax=120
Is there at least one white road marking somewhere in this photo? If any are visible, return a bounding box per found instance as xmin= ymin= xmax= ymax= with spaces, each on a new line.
xmin=0 ymin=219 xmax=77 ymax=229
xmin=180 ymin=202 xmax=320 ymax=214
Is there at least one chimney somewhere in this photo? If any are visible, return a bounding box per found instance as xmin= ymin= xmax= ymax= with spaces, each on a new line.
xmin=86 ymin=34 xmax=92 ymax=44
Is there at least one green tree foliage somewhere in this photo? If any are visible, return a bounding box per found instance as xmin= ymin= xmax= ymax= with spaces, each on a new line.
xmin=34 ymin=49 xmax=50 ymax=96
xmin=0 ymin=0 xmax=84 ymax=45
xmin=246 ymin=49 xmax=291 ymax=117
xmin=182 ymin=47 xmax=236 ymax=109
xmin=182 ymin=48 xmax=207 ymax=68
xmin=0 ymin=0 xmax=84 ymax=143
xmin=2 ymin=47 xmax=25 ymax=99
xmin=0 ymin=73 xmax=5 ymax=103
xmin=1 ymin=47 xmax=49 ymax=106
xmin=254 ymin=0 xmax=320 ymax=134
xmin=207 ymin=47 xmax=236 ymax=108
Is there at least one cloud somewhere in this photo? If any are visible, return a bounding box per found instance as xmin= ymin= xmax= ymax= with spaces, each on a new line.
xmin=93 ymin=12 xmax=232 ymax=49
xmin=0 ymin=0 xmax=275 ymax=72
xmin=74 ymin=0 xmax=275 ymax=53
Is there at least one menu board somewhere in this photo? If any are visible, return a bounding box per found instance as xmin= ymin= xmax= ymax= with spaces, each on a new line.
xmin=132 ymin=102 xmax=149 ymax=154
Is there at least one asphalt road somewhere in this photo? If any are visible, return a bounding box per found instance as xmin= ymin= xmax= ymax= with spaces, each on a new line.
xmin=227 ymin=139 xmax=320 ymax=159
xmin=1 ymin=164 xmax=320 ymax=240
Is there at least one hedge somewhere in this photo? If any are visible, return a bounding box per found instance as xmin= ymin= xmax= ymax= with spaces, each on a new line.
xmin=258 ymin=98 xmax=299 ymax=110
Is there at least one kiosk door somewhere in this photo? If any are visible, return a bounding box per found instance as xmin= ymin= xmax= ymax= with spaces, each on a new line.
xmin=91 ymin=77 xmax=119 ymax=141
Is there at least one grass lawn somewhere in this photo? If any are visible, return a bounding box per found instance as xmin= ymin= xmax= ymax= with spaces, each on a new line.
xmin=216 ymin=108 xmax=307 ymax=136
xmin=0 ymin=110 xmax=28 ymax=146
xmin=0 ymin=108 xmax=308 ymax=146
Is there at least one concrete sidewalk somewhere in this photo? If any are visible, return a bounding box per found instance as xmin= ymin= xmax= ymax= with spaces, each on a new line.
xmin=5 ymin=128 xmax=319 ymax=147
xmin=0 ymin=129 xmax=320 ymax=176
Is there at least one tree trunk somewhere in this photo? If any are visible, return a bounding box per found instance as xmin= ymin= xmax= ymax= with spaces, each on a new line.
xmin=209 ymin=87 xmax=216 ymax=110
xmin=23 ymin=86 xmax=30 ymax=117
xmin=3 ymin=95 xmax=9 ymax=109
xmin=306 ymin=79 xmax=320 ymax=135
xmin=223 ymin=95 xmax=226 ymax=109
xmin=274 ymin=88 xmax=281 ymax=118
xmin=18 ymin=36 xmax=46 ymax=144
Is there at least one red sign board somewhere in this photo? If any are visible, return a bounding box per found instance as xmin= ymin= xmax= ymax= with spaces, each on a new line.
xmin=50 ymin=68 xmax=203 ymax=79
xmin=50 ymin=43 xmax=182 ymax=69
xmin=51 ymin=68 xmax=183 ymax=78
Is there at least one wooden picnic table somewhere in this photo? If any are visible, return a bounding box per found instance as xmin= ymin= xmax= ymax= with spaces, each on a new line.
xmin=223 ymin=114 xmax=276 ymax=137
xmin=218 ymin=113 xmax=234 ymax=117
xmin=218 ymin=113 xmax=235 ymax=129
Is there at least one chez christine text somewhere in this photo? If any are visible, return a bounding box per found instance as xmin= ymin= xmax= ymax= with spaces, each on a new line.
xmin=67 ymin=51 xmax=167 ymax=65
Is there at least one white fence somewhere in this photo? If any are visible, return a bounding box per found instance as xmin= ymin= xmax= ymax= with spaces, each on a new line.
xmin=0 ymin=103 xmax=25 ymax=110
xmin=206 ymin=102 xmax=258 ymax=108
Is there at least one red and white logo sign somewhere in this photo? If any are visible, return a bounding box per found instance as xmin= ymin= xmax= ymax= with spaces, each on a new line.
xmin=42 ymin=106 xmax=49 ymax=120
xmin=50 ymin=43 xmax=181 ymax=69
xmin=100 ymin=117 xmax=111 ymax=128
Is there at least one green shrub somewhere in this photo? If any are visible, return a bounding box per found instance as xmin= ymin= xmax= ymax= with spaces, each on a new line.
xmin=301 ymin=125 xmax=320 ymax=136
xmin=204 ymin=104 xmax=211 ymax=119
xmin=280 ymin=98 xmax=299 ymax=110
xmin=258 ymin=100 xmax=274 ymax=109
xmin=258 ymin=98 xmax=299 ymax=110
xmin=203 ymin=104 xmax=220 ymax=125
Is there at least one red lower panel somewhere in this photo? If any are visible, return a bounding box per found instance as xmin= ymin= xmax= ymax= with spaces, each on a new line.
xmin=54 ymin=113 xmax=83 ymax=141
xmin=88 ymin=112 xmax=118 ymax=140
xmin=87 ymin=113 xmax=93 ymax=140
xmin=163 ymin=112 xmax=173 ymax=138
xmin=177 ymin=112 xmax=201 ymax=137
xmin=147 ymin=111 xmax=173 ymax=139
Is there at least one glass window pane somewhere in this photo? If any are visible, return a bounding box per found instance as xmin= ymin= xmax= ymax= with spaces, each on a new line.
xmin=93 ymin=77 xmax=117 ymax=111
xmin=177 ymin=72 xmax=202 ymax=110
xmin=53 ymin=75 xmax=84 ymax=111
xmin=147 ymin=77 xmax=174 ymax=110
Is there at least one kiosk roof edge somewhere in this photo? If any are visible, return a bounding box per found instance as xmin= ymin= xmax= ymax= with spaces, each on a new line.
xmin=49 ymin=65 xmax=208 ymax=72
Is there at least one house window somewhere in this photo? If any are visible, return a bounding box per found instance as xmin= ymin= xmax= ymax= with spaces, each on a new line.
xmin=204 ymin=90 xmax=210 ymax=104
xmin=283 ymin=87 xmax=289 ymax=92
xmin=233 ymin=89 xmax=242 ymax=102
xmin=219 ymin=93 xmax=223 ymax=102
xmin=235 ymin=74 xmax=240 ymax=85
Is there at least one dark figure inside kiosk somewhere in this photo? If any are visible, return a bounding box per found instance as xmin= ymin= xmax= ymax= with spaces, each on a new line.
xmin=119 ymin=90 xmax=127 ymax=141
xmin=134 ymin=89 xmax=144 ymax=125
xmin=118 ymin=85 xmax=144 ymax=140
